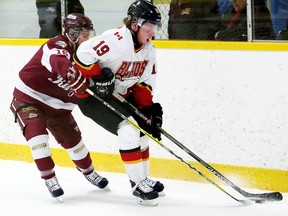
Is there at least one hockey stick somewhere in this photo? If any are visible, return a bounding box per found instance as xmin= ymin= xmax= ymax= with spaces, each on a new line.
xmin=112 ymin=91 xmax=283 ymax=203
xmin=86 ymin=89 xmax=250 ymax=204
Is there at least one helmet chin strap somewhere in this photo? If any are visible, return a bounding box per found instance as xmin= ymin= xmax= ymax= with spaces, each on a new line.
xmin=65 ymin=33 xmax=78 ymax=50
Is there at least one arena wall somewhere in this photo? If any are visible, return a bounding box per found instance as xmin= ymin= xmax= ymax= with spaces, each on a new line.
xmin=1 ymin=39 xmax=287 ymax=192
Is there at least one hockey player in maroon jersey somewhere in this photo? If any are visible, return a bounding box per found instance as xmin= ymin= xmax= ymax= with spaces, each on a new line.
xmin=10 ymin=13 xmax=109 ymax=202
xmin=73 ymin=0 xmax=164 ymax=206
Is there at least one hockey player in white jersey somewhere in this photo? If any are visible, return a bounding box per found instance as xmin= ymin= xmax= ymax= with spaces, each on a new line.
xmin=73 ymin=0 xmax=164 ymax=206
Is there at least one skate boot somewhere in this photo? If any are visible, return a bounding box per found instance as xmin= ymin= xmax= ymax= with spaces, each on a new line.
xmin=143 ymin=178 xmax=165 ymax=196
xmin=130 ymin=177 xmax=165 ymax=196
xmin=132 ymin=179 xmax=159 ymax=206
xmin=83 ymin=171 xmax=110 ymax=191
xmin=45 ymin=176 xmax=64 ymax=202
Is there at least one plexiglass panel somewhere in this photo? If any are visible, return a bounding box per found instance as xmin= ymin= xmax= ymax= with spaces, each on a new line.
xmin=0 ymin=0 xmax=287 ymax=41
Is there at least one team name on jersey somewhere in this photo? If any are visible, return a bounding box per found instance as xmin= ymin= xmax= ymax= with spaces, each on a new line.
xmin=116 ymin=60 xmax=148 ymax=78
xmin=48 ymin=74 xmax=74 ymax=97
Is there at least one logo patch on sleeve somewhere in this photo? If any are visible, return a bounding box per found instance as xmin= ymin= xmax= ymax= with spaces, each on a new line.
xmin=55 ymin=41 xmax=67 ymax=48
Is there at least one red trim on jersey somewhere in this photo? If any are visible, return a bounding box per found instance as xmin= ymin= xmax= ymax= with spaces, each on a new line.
xmin=73 ymin=56 xmax=102 ymax=98
xmin=74 ymin=60 xmax=102 ymax=78
xmin=151 ymin=64 xmax=156 ymax=74
xmin=130 ymin=83 xmax=153 ymax=108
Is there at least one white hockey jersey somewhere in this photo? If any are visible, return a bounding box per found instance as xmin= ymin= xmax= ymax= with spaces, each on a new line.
xmin=75 ymin=25 xmax=157 ymax=95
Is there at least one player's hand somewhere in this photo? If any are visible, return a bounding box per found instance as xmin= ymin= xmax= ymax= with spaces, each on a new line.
xmin=140 ymin=103 xmax=163 ymax=140
xmin=67 ymin=65 xmax=89 ymax=94
xmin=90 ymin=68 xmax=115 ymax=99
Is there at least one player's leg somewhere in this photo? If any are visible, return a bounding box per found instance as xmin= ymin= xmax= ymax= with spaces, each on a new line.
xmin=117 ymin=117 xmax=158 ymax=205
xmin=47 ymin=113 xmax=109 ymax=190
xmin=129 ymin=135 xmax=165 ymax=196
xmin=10 ymin=98 xmax=63 ymax=199
xmin=76 ymin=96 xmax=159 ymax=205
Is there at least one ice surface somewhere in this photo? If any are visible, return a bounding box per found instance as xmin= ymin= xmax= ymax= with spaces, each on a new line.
xmin=1 ymin=159 xmax=287 ymax=216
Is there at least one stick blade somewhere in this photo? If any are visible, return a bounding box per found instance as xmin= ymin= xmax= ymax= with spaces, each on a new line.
xmin=247 ymin=192 xmax=283 ymax=202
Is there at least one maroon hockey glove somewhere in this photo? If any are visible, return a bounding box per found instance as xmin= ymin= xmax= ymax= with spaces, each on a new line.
xmin=139 ymin=103 xmax=163 ymax=140
xmin=67 ymin=65 xmax=89 ymax=94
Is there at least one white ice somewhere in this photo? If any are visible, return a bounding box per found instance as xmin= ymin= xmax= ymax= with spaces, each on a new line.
xmin=2 ymin=159 xmax=287 ymax=216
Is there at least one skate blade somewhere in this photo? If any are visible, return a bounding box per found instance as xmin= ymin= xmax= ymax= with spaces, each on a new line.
xmin=102 ymin=185 xmax=111 ymax=191
xmin=136 ymin=197 xmax=158 ymax=206
xmin=55 ymin=196 xmax=64 ymax=203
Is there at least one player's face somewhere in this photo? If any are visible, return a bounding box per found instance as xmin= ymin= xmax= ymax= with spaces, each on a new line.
xmin=77 ymin=30 xmax=94 ymax=45
xmin=138 ymin=22 xmax=157 ymax=45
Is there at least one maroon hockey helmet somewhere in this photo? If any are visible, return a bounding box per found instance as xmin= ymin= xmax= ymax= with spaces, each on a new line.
xmin=63 ymin=13 xmax=94 ymax=38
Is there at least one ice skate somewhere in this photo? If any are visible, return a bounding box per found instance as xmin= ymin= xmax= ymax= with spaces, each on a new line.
xmin=131 ymin=177 xmax=165 ymax=196
xmin=132 ymin=179 xmax=159 ymax=206
xmin=45 ymin=176 xmax=64 ymax=202
xmin=143 ymin=178 xmax=165 ymax=196
xmin=83 ymin=171 xmax=110 ymax=191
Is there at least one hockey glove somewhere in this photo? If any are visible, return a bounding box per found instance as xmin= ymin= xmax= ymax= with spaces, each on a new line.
xmin=140 ymin=103 xmax=163 ymax=141
xmin=67 ymin=65 xmax=89 ymax=94
xmin=90 ymin=68 xmax=115 ymax=99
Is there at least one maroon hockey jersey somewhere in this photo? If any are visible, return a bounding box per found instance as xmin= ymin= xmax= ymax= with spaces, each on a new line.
xmin=13 ymin=35 xmax=77 ymax=116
